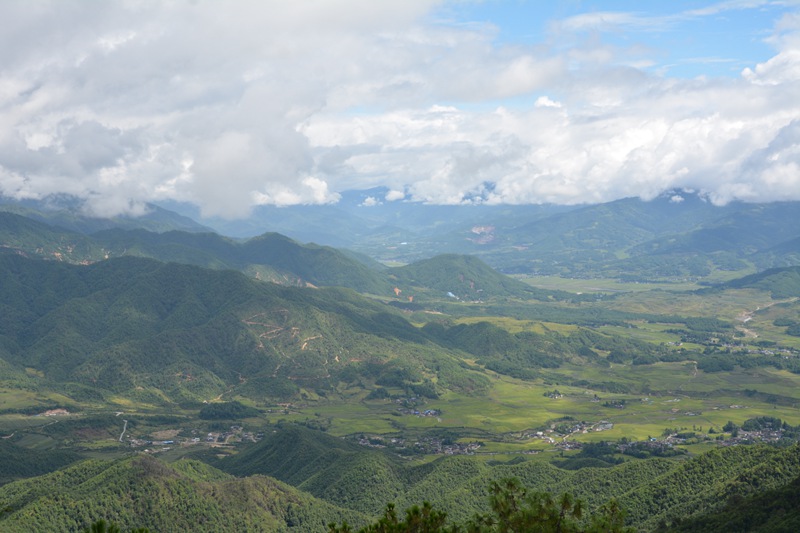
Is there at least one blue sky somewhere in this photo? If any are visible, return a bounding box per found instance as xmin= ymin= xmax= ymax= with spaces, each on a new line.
xmin=0 ymin=1 xmax=799 ymax=217
xmin=435 ymin=0 xmax=791 ymax=77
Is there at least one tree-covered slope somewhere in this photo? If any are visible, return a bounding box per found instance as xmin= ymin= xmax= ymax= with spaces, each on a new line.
xmin=0 ymin=212 xmax=105 ymax=263
xmin=668 ymin=471 xmax=800 ymax=533
xmin=630 ymin=202 xmax=800 ymax=257
xmin=23 ymin=216 xmax=548 ymax=299
xmin=217 ymin=425 xmax=414 ymax=514
xmin=754 ymin=235 xmax=800 ymax=269
xmin=0 ymin=455 xmax=364 ymax=532
xmin=9 ymin=193 xmax=800 ymax=283
xmin=0 ymin=439 xmax=81 ymax=487
xmin=614 ymin=444 xmax=800 ymax=530
xmin=431 ymin=195 xmax=800 ymax=278
xmin=388 ymin=254 xmax=565 ymax=301
xmin=0 ymin=254 xmax=485 ymax=405
xmin=91 ymin=229 xmax=393 ymax=294
xmin=706 ymin=266 xmax=800 ymax=298
xmin=239 ymin=233 xmax=391 ymax=294
xmin=215 ymin=424 xmax=800 ymax=530
xmin=1 ymin=210 xmax=392 ymax=294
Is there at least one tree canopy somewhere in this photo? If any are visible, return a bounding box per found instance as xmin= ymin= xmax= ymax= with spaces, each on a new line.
xmin=328 ymin=478 xmax=633 ymax=533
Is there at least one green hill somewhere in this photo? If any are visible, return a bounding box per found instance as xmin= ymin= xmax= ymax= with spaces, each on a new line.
xmin=0 ymin=212 xmax=105 ymax=263
xmin=4 ymin=439 xmax=798 ymax=532
xmin=1 ymin=211 xmax=392 ymax=294
xmin=753 ymin=236 xmax=800 ymax=271
xmin=669 ymin=472 xmax=800 ymax=532
xmin=2 ymin=210 xmax=550 ymax=298
xmin=214 ymin=424 xmax=800 ymax=530
xmin=0 ymin=439 xmax=81 ymax=486
xmin=0 ymin=254 xmax=485 ymax=405
xmin=240 ymin=233 xmax=391 ymax=294
xmin=216 ymin=425 xmax=413 ymax=514
xmin=11 ymin=193 xmax=798 ymax=283
xmin=0 ymin=455 xmax=364 ymax=532
xmin=0 ymin=209 xmax=621 ymax=301
xmin=90 ymin=229 xmax=393 ymax=294
xmin=706 ymin=266 xmax=800 ymax=298
xmin=388 ymin=254 xmax=566 ymax=301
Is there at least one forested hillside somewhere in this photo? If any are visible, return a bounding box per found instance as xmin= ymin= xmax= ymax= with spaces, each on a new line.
xmin=0 ymin=253 xmax=490 ymax=405
xmin=0 ymin=455 xmax=364 ymax=532
xmin=707 ymin=266 xmax=800 ymax=298
xmin=214 ymin=425 xmax=800 ymax=529
xmin=4 ymin=424 xmax=795 ymax=531
xmin=1 ymin=199 xmax=800 ymax=532
xmin=0 ymin=212 xmax=392 ymax=294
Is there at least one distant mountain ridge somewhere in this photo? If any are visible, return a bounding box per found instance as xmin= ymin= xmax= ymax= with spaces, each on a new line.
xmin=0 ymin=211 xmax=391 ymax=294
xmin=5 ymin=191 xmax=800 ymax=284
xmin=0 ymin=211 xmax=564 ymax=301
xmin=0 ymin=197 xmax=212 ymax=234
xmin=167 ymin=190 xmax=800 ymax=280
xmin=91 ymin=228 xmax=393 ymax=295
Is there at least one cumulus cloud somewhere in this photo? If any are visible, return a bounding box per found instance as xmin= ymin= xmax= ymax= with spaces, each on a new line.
xmin=534 ymin=96 xmax=562 ymax=108
xmin=385 ymin=189 xmax=406 ymax=201
xmin=0 ymin=0 xmax=799 ymax=217
xmin=0 ymin=0 xmax=442 ymax=217
xmin=306 ymin=63 xmax=800 ymax=206
xmin=304 ymin=4 xmax=800 ymax=206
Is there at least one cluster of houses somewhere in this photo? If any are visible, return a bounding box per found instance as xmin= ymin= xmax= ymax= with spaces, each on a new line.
xmin=712 ymin=427 xmax=790 ymax=446
xmin=390 ymin=396 xmax=442 ymax=418
xmin=128 ymin=425 xmax=261 ymax=453
xmin=355 ymin=434 xmax=481 ymax=455
xmin=412 ymin=437 xmax=481 ymax=455
xmin=397 ymin=407 xmax=441 ymax=417
xmin=522 ymin=419 xmax=616 ymax=448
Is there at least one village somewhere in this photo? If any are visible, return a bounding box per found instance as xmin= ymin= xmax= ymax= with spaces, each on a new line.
xmin=355 ymin=433 xmax=483 ymax=455
xmin=127 ymin=425 xmax=263 ymax=454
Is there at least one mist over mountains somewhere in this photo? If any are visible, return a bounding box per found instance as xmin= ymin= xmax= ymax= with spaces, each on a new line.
xmin=5 ymin=189 xmax=800 ymax=281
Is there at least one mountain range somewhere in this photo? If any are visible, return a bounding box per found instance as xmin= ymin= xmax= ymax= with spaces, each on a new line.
xmin=6 ymin=190 xmax=800 ymax=282
xmin=2 ymin=193 xmax=800 ymax=532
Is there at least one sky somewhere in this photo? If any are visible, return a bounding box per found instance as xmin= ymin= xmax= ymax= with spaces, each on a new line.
xmin=1 ymin=0 xmax=799 ymax=218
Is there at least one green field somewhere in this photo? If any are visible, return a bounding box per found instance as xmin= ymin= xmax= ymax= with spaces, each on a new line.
xmin=1 ymin=275 xmax=799 ymax=475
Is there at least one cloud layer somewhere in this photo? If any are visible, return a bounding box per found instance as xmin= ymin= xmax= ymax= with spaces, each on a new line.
xmin=0 ymin=1 xmax=799 ymax=217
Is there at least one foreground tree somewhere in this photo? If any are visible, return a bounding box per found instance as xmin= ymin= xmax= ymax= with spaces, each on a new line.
xmin=82 ymin=520 xmax=150 ymax=533
xmin=329 ymin=501 xmax=456 ymax=533
xmin=329 ymin=478 xmax=633 ymax=533
xmin=466 ymin=479 xmax=584 ymax=532
xmin=84 ymin=520 xmax=120 ymax=533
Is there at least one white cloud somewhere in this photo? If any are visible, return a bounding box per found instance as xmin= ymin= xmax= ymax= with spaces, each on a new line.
xmin=360 ymin=196 xmax=380 ymax=206
xmin=385 ymin=189 xmax=406 ymax=201
xmin=534 ymin=96 xmax=562 ymax=108
xmin=0 ymin=0 xmax=799 ymax=217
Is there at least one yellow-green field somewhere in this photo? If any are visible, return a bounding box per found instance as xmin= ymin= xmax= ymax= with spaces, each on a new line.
xmin=516 ymin=276 xmax=702 ymax=293
xmin=2 ymin=278 xmax=799 ymax=461
xmin=299 ymin=362 xmax=800 ymax=454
